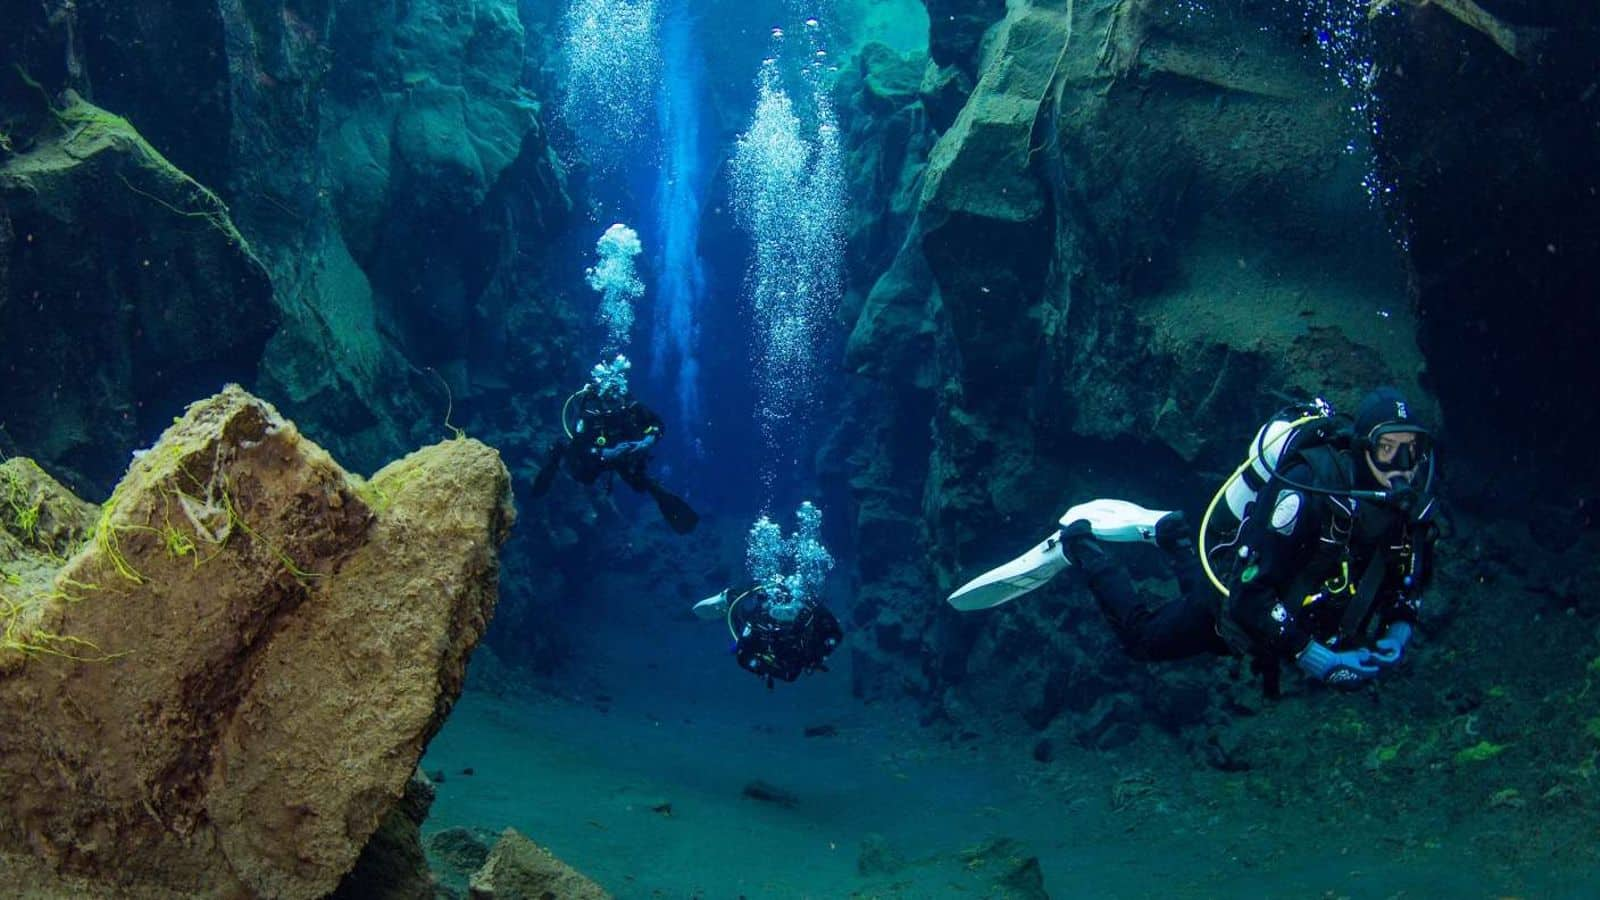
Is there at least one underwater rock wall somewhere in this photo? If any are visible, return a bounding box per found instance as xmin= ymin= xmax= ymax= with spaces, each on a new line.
xmin=837 ymin=0 xmax=1433 ymax=721
xmin=0 ymin=92 xmax=278 ymax=492
xmin=2 ymin=0 xmax=578 ymax=673
xmin=0 ymin=0 xmax=575 ymax=490
xmin=0 ymin=386 xmax=512 ymax=898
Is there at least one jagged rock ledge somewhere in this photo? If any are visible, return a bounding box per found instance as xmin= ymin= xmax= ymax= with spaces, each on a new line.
xmin=0 ymin=385 xmax=513 ymax=899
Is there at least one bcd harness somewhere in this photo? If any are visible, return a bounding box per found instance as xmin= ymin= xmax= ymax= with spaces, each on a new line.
xmin=562 ymin=388 xmax=661 ymax=450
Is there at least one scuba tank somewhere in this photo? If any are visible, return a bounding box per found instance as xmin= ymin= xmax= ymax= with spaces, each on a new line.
xmin=1199 ymin=398 xmax=1350 ymax=596
xmin=1218 ymin=398 xmax=1342 ymax=524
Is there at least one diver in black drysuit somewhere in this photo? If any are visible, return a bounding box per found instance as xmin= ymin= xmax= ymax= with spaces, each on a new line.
xmin=698 ymin=582 xmax=843 ymax=689
xmin=1065 ymin=388 xmax=1438 ymax=692
xmin=530 ymin=383 xmax=699 ymax=534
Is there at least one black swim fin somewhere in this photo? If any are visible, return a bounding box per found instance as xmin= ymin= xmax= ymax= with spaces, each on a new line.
xmin=647 ymin=481 xmax=699 ymax=534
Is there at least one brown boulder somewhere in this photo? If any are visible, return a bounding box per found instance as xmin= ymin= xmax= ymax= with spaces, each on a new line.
xmin=0 ymin=385 xmax=513 ymax=898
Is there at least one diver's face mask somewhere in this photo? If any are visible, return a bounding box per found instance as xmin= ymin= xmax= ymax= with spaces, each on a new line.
xmin=1364 ymin=428 xmax=1435 ymax=515
xmin=1371 ymin=431 xmax=1426 ymax=473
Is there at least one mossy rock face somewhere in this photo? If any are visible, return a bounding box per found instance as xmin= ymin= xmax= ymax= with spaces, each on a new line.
xmin=1 ymin=457 xmax=97 ymax=561
xmin=1454 ymin=741 xmax=1508 ymax=764
xmin=5 ymin=0 xmax=572 ymax=490
xmin=0 ymin=89 xmax=277 ymax=494
xmin=0 ymin=385 xmax=514 ymax=899
xmin=0 ymin=458 xmax=99 ymax=648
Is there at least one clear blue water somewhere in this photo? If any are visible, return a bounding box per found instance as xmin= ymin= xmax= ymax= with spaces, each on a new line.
xmin=4 ymin=0 xmax=1598 ymax=896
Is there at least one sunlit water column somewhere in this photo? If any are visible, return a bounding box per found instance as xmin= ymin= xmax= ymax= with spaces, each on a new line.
xmin=730 ymin=20 xmax=846 ymax=494
xmin=651 ymin=0 xmax=707 ymax=453
xmin=558 ymin=0 xmax=661 ymax=190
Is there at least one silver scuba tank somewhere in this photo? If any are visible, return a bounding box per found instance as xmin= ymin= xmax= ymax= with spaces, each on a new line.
xmin=1221 ymin=399 xmax=1336 ymax=523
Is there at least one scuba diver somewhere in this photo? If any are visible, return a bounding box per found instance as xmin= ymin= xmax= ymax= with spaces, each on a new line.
xmin=529 ymin=355 xmax=699 ymax=534
xmin=695 ymin=502 xmax=843 ymax=688
xmin=947 ymin=387 xmax=1439 ymax=695
xmin=693 ymin=581 xmax=843 ymax=689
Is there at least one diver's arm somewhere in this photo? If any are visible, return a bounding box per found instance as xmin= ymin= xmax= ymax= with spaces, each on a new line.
xmin=603 ymin=404 xmax=661 ymax=457
xmin=635 ymin=403 xmax=665 ymax=441
xmin=1377 ymin=525 xmax=1434 ymax=629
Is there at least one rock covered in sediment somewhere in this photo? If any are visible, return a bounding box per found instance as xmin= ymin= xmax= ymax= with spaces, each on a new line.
xmin=0 ymin=385 xmax=513 ymax=899
xmin=468 ymin=828 xmax=611 ymax=900
xmin=426 ymin=826 xmax=496 ymax=889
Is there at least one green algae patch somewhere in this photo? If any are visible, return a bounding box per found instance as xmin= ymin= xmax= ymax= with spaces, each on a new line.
xmin=0 ymin=458 xmax=103 ymax=661
xmin=1454 ymin=741 xmax=1508 ymax=764
xmin=1584 ymin=717 xmax=1600 ymax=743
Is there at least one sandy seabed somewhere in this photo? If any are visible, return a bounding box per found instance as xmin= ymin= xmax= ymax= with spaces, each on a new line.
xmin=421 ymin=624 xmax=1595 ymax=899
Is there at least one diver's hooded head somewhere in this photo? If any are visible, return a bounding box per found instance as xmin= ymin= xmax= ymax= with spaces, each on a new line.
xmin=1352 ymin=387 xmax=1435 ymax=510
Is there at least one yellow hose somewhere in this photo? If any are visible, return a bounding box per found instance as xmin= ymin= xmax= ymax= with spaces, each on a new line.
xmin=725 ymin=585 xmax=765 ymax=641
xmin=560 ymin=388 xmax=586 ymax=440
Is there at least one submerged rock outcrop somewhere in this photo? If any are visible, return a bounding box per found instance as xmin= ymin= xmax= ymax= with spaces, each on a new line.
xmin=468 ymin=828 xmax=611 ymax=900
xmin=2 ymin=0 xmax=577 ymax=676
xmin=0 ymin=386 xmax=513 ymax=898
xmin=837 ymin=0 xmax=1435 ymax=719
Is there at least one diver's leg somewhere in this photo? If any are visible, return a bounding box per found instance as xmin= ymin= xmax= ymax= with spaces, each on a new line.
xmin=529 ymin=441 xmax=567 ymax=497
xmin=1153 ymin=516 xmax=1233 ymax=658
xmin=1153 ymin=512 xmax=1209 ymax=599
xmin=616 ymin=462 xmax=651 ymax=493
xmin=568 ymin=449 xmax=601 ymax=485
xmin=1063 ymin=523 xmax=1147 ymax=650
xmin=1065 ymin=522 xmax=1225 ymax=662
xmin=1119 ymin=591 xmax=1232 ymax=660
xmin=639 ymin=470 xmax=699 ymax=534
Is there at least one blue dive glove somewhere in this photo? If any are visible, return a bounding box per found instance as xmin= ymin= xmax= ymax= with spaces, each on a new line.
xmin=1297 ymin=640 xmax=1380 ymax=686
xmin=1371 ymin=622 xmax=1413 ymax=666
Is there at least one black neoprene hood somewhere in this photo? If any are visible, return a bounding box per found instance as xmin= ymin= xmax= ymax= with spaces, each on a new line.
xmin=1354 ymin=387 xmax=1428 ymax=443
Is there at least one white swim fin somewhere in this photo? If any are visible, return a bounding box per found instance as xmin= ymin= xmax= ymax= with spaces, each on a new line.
xmin=946 ymin=531 xmax=1069 ymax=610
xmin=945 ymin=499 xmax=1171 ymax=611
xmin=692 ymin=588 xmax=730 ymax=621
